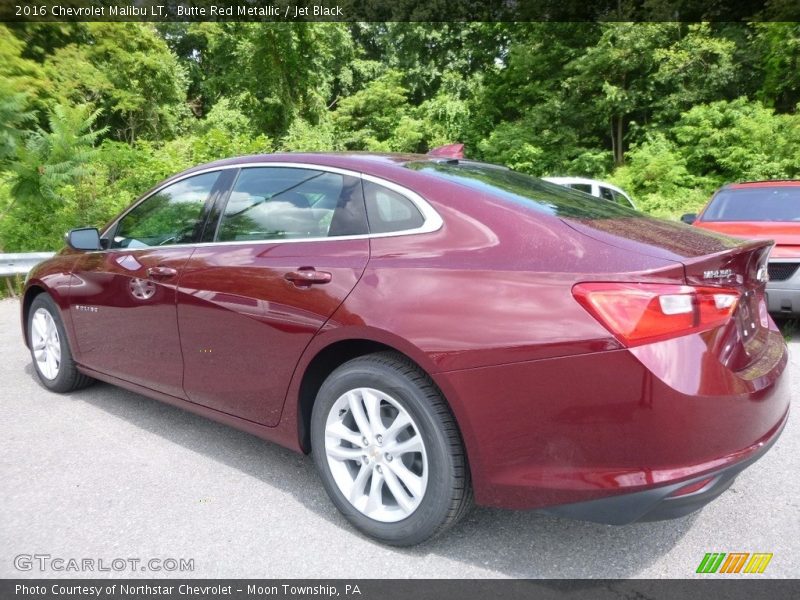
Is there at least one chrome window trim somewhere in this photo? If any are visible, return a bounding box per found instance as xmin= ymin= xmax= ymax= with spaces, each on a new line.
xmin=102 ymin=162 xmax=443 ymax=250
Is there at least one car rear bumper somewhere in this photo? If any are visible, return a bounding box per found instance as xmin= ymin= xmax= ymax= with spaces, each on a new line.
xmin=538 ymin=411 xmax=786 ymax=524
xmin=766 ymin=258 xmax=800 ymax=315
xmin=434 ymin=326 xmax=791 ymax=515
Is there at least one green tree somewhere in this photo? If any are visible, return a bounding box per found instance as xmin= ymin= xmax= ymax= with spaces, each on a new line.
xmin=651 ymin=24 xmax=738 ymax=123
xmin=197 ymin=22 xmax=355 ymax=138
xmin=0 ymin=80 xmax=33 ymax=164
xmin=415 ymin=72 xmax=474 ymax=149
xmin=754 ymin=22 xmax=800 ymax=112
xmin=279 ymin=115 xmax=340 ymax=152
xmin=672 ymin=98 xmax=798 ymax=182
xmin=8 ymin=103 xmax=105 ymax=206
xmin=333 ymin=70 xmax=423 ymax=151
xmin=1 ymin=103 xmax=106 ymax=250
xmin=44 ymin=23 xmax=188 ymax=142
xmin=351 ymin=22 xmax=505 ymax=103
xmin=566 ymin=23 xmax=676 ymax=166
xmin=0 ymin=24 xmax=50 ymax=120
xmin=609 ymin=132 xmax=710 ymax=218
xmin=477 ymin=23 xmax=598 ymax=126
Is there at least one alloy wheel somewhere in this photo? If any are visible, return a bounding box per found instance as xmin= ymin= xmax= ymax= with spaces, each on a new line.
xmin=31 ymin=307 xmax=61 ymax=380
xmin=324 ymin=387 xmax=428 ymax=523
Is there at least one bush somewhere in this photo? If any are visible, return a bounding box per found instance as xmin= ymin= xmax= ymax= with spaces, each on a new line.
xmin=0 ymin=108 xmax=273 ymax=252
xmin=672 ymin=98 xmax=800 ymax=182
xmin=279 ymin=116 xmax=340 ymax=152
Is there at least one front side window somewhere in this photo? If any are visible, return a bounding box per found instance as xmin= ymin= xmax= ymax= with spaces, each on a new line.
xmin=217 ymin=167 xmax=367 ymax=242
xmin=113 ymin=172 xmax=220 ymax=248
xmin=599 ymin=187 xmax=614 ymax=202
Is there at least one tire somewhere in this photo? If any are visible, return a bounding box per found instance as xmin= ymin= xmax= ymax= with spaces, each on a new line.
xmin=311 ymin=351 xmax=472 ymax=546
xmin=27 ymin=293 xmax=93 ymax=393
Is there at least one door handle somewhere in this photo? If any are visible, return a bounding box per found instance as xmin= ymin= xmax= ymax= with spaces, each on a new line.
xmin=284 ymin=268 xmax=332 ymax=287
xmin=146 ymin=266 xmax=178 ymax=280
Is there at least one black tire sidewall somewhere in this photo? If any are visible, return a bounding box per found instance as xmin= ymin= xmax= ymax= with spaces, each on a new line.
xmin=311 ymin=357 xmax=459 ymax=546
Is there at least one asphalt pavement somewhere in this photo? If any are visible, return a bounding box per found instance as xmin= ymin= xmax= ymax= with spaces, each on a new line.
xmin=0 ymin=298 xmax=797 ymax=578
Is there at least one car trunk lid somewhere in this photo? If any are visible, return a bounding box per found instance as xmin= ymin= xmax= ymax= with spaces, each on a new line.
xmin=565 ymin=215 xmax=774 ymax=370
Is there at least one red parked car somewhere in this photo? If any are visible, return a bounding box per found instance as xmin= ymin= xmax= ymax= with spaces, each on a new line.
xmin=23 ymin=154 xmax=789 ymax=545
xmin=682 ymin=180 xmax=800 ymax=317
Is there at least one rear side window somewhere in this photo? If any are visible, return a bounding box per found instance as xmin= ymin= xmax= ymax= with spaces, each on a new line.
xmin=611 ymin=190 xmax=634 ymax=208
xmin=363 ymin=181 xmax=425 ymax=234
xmin=217 ymin=167 xmax=368 ymax=241
xmin=405 ymin=162 xmax=636 ymax=219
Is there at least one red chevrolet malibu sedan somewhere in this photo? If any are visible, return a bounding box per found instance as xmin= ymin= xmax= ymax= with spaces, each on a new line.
xmin=22 ymin=154 xmax=789 ymax=545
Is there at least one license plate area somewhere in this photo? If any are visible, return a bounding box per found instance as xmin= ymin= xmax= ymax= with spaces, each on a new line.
xmin=735 ymin=287 xmax=772 ymax=362
xmin=738 ymin=289 xmax=758 ymax=339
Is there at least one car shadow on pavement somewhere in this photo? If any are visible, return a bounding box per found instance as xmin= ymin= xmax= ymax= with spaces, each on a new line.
xmin=29 ymin=363 xmax=701 ymax=579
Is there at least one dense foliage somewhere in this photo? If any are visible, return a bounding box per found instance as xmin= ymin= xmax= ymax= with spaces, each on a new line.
xmin=2 ymin=21 xmax=800 ymax=252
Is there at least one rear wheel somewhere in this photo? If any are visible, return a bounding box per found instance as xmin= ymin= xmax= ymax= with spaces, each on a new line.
xmin=311 ymin=352 xmax=471 ymax=546
xmin=27 ymin=294 xmax=93 ymax=393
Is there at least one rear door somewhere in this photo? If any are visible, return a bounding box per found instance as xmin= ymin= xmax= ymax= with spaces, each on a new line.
xmin=176 ymin=166 xmax=371 ymax=425
xmin=69 ymin=170 xmax=231 ymax=397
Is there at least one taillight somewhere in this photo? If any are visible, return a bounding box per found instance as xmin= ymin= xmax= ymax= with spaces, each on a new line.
xmin=572 ymin=282 xmax=740 ymax=347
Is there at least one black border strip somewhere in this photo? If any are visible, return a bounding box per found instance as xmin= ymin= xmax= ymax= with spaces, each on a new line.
xmin=2 ymin=579 xmax=799 ymax=600
xmin=2 ymin=0 xmax=798 ymax=23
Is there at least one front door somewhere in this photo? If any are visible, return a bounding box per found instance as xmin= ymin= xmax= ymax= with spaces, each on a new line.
xmin=69 ymin=171 xmax=225 ymax=397
xmin=177 ymin=166 xmax=371 ymax=425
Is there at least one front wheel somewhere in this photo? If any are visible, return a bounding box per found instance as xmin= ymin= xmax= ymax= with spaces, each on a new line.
xmin=27 ymin=293 xmax=94 ymax=393
xmin=311 ymin=352 xmax=472 ymax=546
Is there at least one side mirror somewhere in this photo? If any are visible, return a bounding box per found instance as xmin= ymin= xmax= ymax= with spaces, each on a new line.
xmin=680 ymin=213 xmax=697 ymax=225
xmin=66 ymin=227 xmax=102 ymax=251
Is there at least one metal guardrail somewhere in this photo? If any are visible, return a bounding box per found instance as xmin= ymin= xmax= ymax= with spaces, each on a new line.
xmin=0 ymin=252 xmax=56 ymax=278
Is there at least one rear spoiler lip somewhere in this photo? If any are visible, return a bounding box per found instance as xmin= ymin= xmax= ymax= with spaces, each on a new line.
xmin=682 ymin=239 xmax=773 ymax=288
xmin=680 ymin=238 xmax=774 ymax=267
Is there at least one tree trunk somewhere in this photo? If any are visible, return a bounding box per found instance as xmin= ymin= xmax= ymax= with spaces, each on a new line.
xmin=610 ymin=118 xmax=616 ymax=165
xmin=0 ymin=197 xmax=17 ymax=223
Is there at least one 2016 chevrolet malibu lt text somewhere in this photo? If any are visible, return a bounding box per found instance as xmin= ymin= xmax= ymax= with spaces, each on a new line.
xmin=22 ymin=153 xmax=790 ymax=546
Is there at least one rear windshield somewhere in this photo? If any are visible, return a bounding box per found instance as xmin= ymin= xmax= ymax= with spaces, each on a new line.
xmin=703 ymin=187 xmax=800 ymax=222
xmin=405 ymin=162 xmax=637 ymax=219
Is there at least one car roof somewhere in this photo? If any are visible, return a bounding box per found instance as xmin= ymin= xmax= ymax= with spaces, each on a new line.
xmin=174 ymin=152 xmax=510 ymax=182
xmin=184 ymin=152 xmax=425 ymax=173
xmin=145 ymin=153 xmax=512 ymax=208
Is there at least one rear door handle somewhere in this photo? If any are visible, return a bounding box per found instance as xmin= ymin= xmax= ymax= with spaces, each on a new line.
xmin=147 ymin=266 xmax=178 ymax=280
xmin=284 ymin=268 xmax=332 ymax=287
